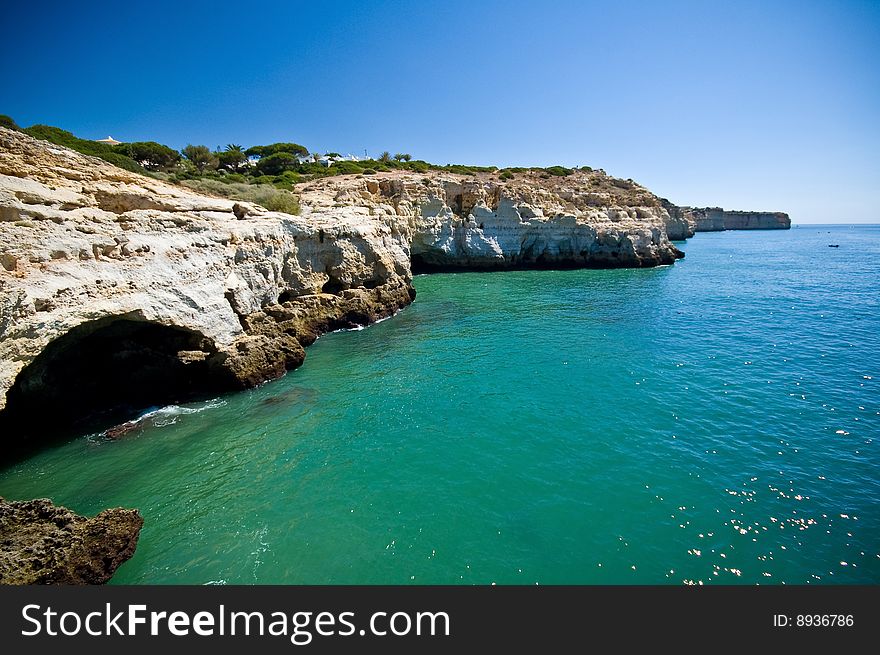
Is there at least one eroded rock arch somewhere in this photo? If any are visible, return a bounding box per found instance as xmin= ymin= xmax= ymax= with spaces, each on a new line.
xmin=0 ymin=315 xmax=224 ymax=444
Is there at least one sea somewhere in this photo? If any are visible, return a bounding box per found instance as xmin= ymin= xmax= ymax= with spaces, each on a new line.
xmin=0 ymin=224 xmax=877 ymax=585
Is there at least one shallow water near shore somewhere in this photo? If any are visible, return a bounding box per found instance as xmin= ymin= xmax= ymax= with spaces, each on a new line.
xmin=1 ymin=225 xmax=879 ymax=585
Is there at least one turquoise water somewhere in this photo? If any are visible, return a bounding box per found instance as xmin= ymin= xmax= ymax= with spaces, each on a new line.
xmin=1 ymin=225 xmax=878 ymax=585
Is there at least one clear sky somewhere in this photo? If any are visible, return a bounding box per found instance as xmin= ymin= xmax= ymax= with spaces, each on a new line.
xmin=2 ymin=0 xmax=878 ymax=223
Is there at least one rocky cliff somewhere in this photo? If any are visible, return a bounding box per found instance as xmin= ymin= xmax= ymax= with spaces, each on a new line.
xmin=0 ymin=127 xmax=414 ymax=442
xmin=684 ymin=207 xmax=791 ymax=232
xmin=0 ymin=497 xmax=142 ymax=584
xmin=303 ymin=171 xmax=685 ymax=271
xmin=0 ymin=127 xmax=687 ymax=444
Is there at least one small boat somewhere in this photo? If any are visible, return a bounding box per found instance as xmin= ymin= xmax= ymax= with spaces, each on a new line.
xmin=828 ymin=244 xmax=839 ymax=248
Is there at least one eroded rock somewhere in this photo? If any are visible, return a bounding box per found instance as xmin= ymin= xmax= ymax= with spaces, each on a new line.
xmin=0 ymin=127 xmax=414 ymax=427
xmin=0 ymin=497 xmax=143 ymax=585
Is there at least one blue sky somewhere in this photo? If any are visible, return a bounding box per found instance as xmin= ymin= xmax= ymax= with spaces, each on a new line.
xmin=2 ymin=0 xmax=878 ymax=223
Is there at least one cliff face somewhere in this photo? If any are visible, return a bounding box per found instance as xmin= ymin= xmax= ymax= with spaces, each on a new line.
xmin=0 ymin=127 xmax=690 ymax=442
xmin=0 ymin=497 xmax=142 ymax=584
xmin=0 ymin=127 xmax=413 ymax=438
xmin=681 ymin=207 xmax=791 ymax=232
xmin=304 ymin=172 xmax=684 ymax=271
xmin=659 ymin=199 xmax=696 ymax=240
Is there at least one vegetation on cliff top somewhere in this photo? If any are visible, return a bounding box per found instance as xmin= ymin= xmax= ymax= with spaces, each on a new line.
xmin=19 ymin=124 xmax=146 ymax=173
xmin=0 ymin=115 xmax=20 ymax=131
xmin=2 ymin=115 xmax=603 ymax=215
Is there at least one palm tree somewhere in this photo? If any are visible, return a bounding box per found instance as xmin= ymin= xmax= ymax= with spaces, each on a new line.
xmin=219 ymin=144 xmax=247 ymax=172
xmin=379 ymin=151 xmax=391 ymax=163
xmin=393 ymin=153 xmax=405 ymax=162
xmin=402 ymin=153 xmax=412 ymax=162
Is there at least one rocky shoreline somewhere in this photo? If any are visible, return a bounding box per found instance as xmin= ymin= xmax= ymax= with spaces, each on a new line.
xmin=0 ymin=497 xmax=142 ymax=584
xmin=686 ymin=206 xmax=791 ymax=231
xmin=0 ymin=126 xmax=789 ymax=582
xmin=0 ymin=126 xmax=694 ymax=443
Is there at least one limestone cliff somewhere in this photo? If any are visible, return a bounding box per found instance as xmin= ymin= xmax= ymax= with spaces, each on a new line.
xmin=684 ymin=206 xmax=791 ymax=232
xmin=0 ymin=497 xmax=142 ymax=584
xmin=304 ymin=171 xmax=685 ymax=271
xmin=0 ymin=127 xmax=691 ymax=443
xmin=0 ymin=127 xmax=413 ymax=440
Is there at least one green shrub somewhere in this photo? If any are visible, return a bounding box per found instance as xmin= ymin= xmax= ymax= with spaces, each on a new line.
xmin=298 ymin=161 xmax=332 ymax=176
xmin=403 ymin=160 xmax=429 ymax=173
xmin=181 ymin=144 xmax=218 ymax=172
xmin=362 ymin=168 xmax=376 ymax=175
xmin=118 ymin=141 xmax=181 ymax=171
xmin=0 ymin=114 xmax=20 ymax=131
xmin=217 ymin=148 xmax=247 ymax=172
xmin=179 ymin=179 xmax=300 ymax=215
xmin=442 ymin=164 xmax=498 ymax=175
xmin=179 ymin=178 xmax=235 ymax=196
xmin=255 ymin=152 xmax=299 ymax=176
xmin=544 ymin=165 xmax=573 ymax=177
xmin=98 ymin=151 xmax=146 ymax=173
xmin=499 ymin=171 xmax=514 ymax=180
xmin=23 ymin=125 xmax=145 ymax=172
xmin=328 ymin=160 xmax=363 ymax=175
xmin=249 ymin=187 xmax=300 ymax=214
xmin=246 ymin=142 xmax=308 ymax=159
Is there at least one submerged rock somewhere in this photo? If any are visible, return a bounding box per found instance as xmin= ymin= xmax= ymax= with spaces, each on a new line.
xmin=103 ymin=418 xmax=145 ymax=440
xmin=0 ymin=497 xmax=143 ymax=584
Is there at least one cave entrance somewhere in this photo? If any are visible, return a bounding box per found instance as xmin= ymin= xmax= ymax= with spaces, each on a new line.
xmin=0 ymin=316 xmax=221 ymax=447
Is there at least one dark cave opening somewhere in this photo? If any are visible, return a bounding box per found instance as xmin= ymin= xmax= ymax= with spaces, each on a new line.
xmin=321 ymin=276 xmax=346 ymax=295
xmin=410 ymin=252 xmax=442 ymax=274
xmin=450 ymin=193 xmax=463 ymax=215
xmin=0 ymin=316 xmax=222 ymax=450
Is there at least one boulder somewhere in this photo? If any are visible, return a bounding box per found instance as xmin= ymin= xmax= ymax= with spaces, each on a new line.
xmin=0 ymin=497 xmax=143 ymax=585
